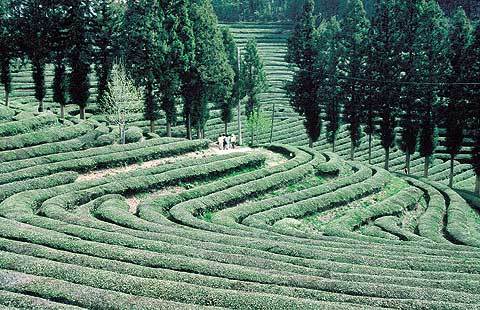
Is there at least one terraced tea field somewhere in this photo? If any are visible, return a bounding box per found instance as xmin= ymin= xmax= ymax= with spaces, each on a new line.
xmin=0 ymin=20 xmax=480 ymax=310
xmin=1 ymin=101 xmax=480 ymax=309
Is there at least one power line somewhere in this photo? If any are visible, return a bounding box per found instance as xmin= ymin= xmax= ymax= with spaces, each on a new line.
xmin=324 ymin=74 xmax=480 ymax=86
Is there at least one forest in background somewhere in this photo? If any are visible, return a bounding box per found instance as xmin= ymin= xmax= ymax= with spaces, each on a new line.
xmin=213 ymin=0 xmax=479 ymax=22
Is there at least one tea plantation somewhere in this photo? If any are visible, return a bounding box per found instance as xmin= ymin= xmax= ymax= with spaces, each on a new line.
xmin=1 ymin=21 xmax=480 ymax=310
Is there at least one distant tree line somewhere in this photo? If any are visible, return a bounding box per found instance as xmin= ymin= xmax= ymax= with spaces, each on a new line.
xmin=287 ymin=0 xmax=480 ymax=195
xmin=212 ymin=0 xmax=479 ymax=22
xmin=0 ymin=0 xmax=266 ymax=143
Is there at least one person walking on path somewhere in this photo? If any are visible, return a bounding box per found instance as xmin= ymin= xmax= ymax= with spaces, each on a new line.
xmin=225 ymin=135 xmax=231 ymax=150
xmin=218 ymin=135 xmax=224 ymax=150
xmin=231 ymin=134 xmax=237 ymax=149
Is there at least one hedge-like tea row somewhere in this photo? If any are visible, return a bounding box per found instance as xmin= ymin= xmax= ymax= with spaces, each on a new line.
xmin=0 ymin=139 xmax=209 ymax=184
xmin=0 ymin=137 xmax=180 ymax=173
xmin=0 ymin=114 xmax=57 ymax=137
xmin=0 ymin=122 xmax=93 ymax=151
xmin=242 ymin=165 xmax=389 ymax=229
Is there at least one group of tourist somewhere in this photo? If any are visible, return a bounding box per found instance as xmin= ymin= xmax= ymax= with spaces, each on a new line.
xmin=218 ymin=134 xmax=237 ymax=150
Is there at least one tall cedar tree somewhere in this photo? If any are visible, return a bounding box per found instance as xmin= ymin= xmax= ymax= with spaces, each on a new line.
xmin=190 ymin=0 xmax=233 ymax=139
xmin=220 ymin=27 xmax=242 ymax=135
xmin=160 ymin=0 xmax=195 ymax=137
xmin=286 ymin=0 xmax=320 ymax=148
xmin=338 ymin=0 xmax=369 ymax=160
xmin=67 ymin=0 xmax=95 ymax=119
xmin=316 ymin=17 xmax=342 ymax=152
xmin=123 ymin=0 xmax=166 ymax=133
xmin=177 ymin=0 xmax=196 ymax=140
xmin=467 ymin=22 xmax=480 ymax=195
xmin=94 ymin=0 xmax=122 ymax=107
xmin=0 ymin=0 xmax=13 ymax=107
xmin=243 ymin=38 xmax=267 ymax=145
xmin=417 ymin=0 xmax=449 ymax=177
xmin=363 ymin=30 xmax=378 ymax=164
xmin=12 ymin=0 xmax=52 ymax=112
xmin=446 ymin=8 xmax=472 ymax=187
xmin=50 ymin=1 xmax=69 ymax=119
xmin=370 ymin=0 xmax=402 ymax=170
xmin=397 ymin=1 xmax=423 ymax=174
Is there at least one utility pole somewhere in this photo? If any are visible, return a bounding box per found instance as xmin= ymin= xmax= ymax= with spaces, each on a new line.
xmin=237 ymin=46 xmax=242 ymax=146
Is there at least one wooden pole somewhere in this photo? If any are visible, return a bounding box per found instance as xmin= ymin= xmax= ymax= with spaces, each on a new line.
xmin=237 ymin=47 xmax=243 ymax=146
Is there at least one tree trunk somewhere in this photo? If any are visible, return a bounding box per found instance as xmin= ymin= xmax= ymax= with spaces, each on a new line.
xmin=237 ymin=102 xmax=242 ymax=146
xmin=224 ymin=122 xmax=228 ymax=136
xmin=475 ymin=175 xmax=480 ymax=196
xmin=79 ymin=106 xmax=85 ymax=120
xmin=449 ymin=155 xmax=454 ymax=188
xmin=120 ymin=125 xmax=126 ymax=145
xmin=350 ymin=141 xmax=355 ymax=161
xmin=250 ymin=127 xmax=254 ymax=146
xmin=332 ymin=138 xmax=335 ymax=153
xmin=406 ymin=152 xmax=411 ymax=175
xmin=38 ymin=100 xmax=44 ymax=113
xmin=150 ymin=120 xmax=155 ymax=133
xmin=187 ymin=113 xmax=192 ymax=140
xmin=270 ymin=102 xmax=275 ymax=144
xmin=368 ymin=134 xmax=372 ymax=164
xmin=167 ymin=122 xmax=172 ymax=137
xmin=424 ymin=155 xmax=430 ymax=178
xmin=308 ymin=137 xmax=313 ymax=148
xmin=4 ymin=90 xmax=8 ymax=107
xmin=60 ymin=104 xmax=65 ymax=120
xmin=197 ymin=124 xmax=202 ymax=139
xmin=384 ymin=147 xmax=390 ymax=171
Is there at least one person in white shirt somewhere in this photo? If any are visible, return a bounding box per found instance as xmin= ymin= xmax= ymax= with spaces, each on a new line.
xmin=231 ymin=134 xmax=237 ymax=149
xmin=218 ymin=135 xmax=224 ymax=150
xmin=225 ymin=135 xmax=231 ymax=150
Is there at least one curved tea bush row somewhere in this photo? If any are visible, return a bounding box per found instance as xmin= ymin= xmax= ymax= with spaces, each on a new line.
xmin=0 ymin=139 xmax=209 ymax=185
xmin=0 ymin=114 xmax=57 ymax=137
xmin=0 ymin=122 xmax=93 ymax=151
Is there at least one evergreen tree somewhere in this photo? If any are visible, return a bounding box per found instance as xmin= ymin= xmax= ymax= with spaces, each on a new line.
xmin=243 ymin=38 xmax=267 ymax=145
xmin=417 ymin=0 xmax=449 ymax=177
xmin=397 ymin=0 xmax=423 ymax=174
xmin=50 ymin=1 xmax=70 ymax=119
xmin=338 ymin=0 xmax=369 ymax=160
xmin=369 ymin=0 xmax=402 ymax=170
xmin=67 ymin=0 xmax=95 ymax=119
xmin=286 ymin=0 xmax=319 ymax=148
xmin=123 ymin=0 xmax=166 ymax=133
xmin=94 ymin=0 xmax=123 ymax=107
xmin=0 ymin=0 xmax=13 ymax=107
xmin=189 ymin=0 xmax=234 ymax=139
xmin=363 ymin=32 xmax=378 ymax=164
xmin=220 ymin=27 xmax=242 ymax=135
xmin=445 ymin=7 xmax=472 ymax=187
xmin=12 ymin=0 xmax=52 ymax=112
xmin=161 ymin=0 xmax=196 ymax=137
xmin=467 ymin=21 xmax=480 ymax=194
xmin=317 ymin=17 xmax=342 ymax=152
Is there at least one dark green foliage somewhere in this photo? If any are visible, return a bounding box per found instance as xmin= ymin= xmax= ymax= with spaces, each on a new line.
xmin=0 ymin=1 xmax=13 ymax=107
xmin=243 ymin=38 xmax=267 ymax=144
xmin=94 ymin=0 xmax=123 ymax=106
xmin=123 ymin=0 xmax=166 ymax=132
xmin=220 ymin=27 xmax=242 ymax=134
xmin=316 ymin=18 xmax=342 ymax=152
xmin=189 ymin=0 xmax=234 ymax=138
xmin=12 ymin=0 xmax=52 ymax=112
xmin=67 ymin=0 xmax=95 ymax=119
xmin=397 ymin=1 xmax=423 ymax=174
xmin=286 ymin=0 xmax=318 ymax=148
xmin=417 ymin=0 xmax=449 ymax=177
xmin=52 ymin=61 xmax=68 ymax=115
xmin=369 ymin=0 xmax=402 ymax=170
xmin=445 ymin=7 xmax=472 ymax=187
xmin=338 ymin=0 xmax=369 ymax=160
